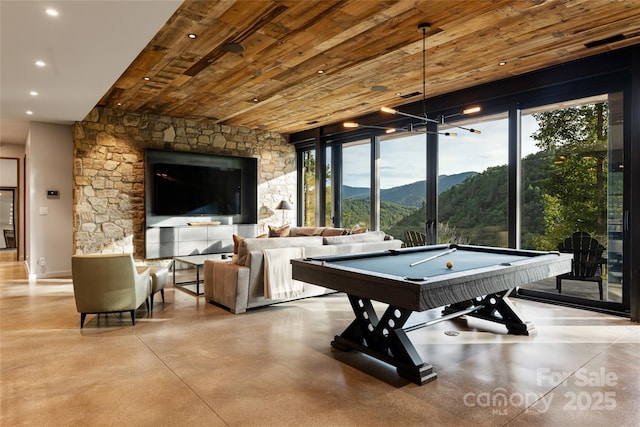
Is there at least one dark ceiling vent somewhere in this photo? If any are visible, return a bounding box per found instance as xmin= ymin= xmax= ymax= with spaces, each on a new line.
xmin=400 ymin=91 xmax=422 ymax=99
xmin=223 ymin=43 xmax=245 ymax=54
xmin=585 ymin=34 xmax=626 ymax=49
xmin=306 ymin=120 xmax=319 ymax=125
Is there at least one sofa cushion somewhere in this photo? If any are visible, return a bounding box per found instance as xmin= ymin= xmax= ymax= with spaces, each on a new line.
xmin=322 ymin=227 xmax=348 ymax=236
xmin=246 ymin=235 xmax=324 ymax=251
xmin=323 ymin=230 xmax=386 ymax=245
xmin=289 ymin=227 xmax=348 ymax=237
xmin=235 ymin=235 xmax=324 ymax=266
xmin=268 ymin=224 xmax=291 ymax=237
xmin=289 ymin=227 xmax=325 ymax=237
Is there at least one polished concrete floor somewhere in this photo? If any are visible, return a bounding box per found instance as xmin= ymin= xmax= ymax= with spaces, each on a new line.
xmin=1 ymin=250 xmax=639 ymax=426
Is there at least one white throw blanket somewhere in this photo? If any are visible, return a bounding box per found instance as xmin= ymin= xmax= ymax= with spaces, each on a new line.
xmin=263 ymin=247 xmax=305 ymax=300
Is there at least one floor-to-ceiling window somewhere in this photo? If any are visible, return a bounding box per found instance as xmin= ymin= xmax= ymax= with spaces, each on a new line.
xmin=520 ymin=94 xmax=624 ymax=303
xmin=438 ymin=115 xmax=509 ymax=246
xmin=324 ymin=146 xmax=332 ymax=226
xmin=341 ymin=140 xmax=371 ymax=229
xmin=301 ymin=147 xmax=333 ymax=227
xmin=379 ymin=133 xmax=426 ymax=241
xmin=301 ymin=149 xmax=316 ymax=227
xmin=294 ymin=47 xmax=636 ymax=317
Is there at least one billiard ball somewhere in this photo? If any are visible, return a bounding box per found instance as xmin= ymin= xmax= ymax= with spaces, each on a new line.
xmin=446 ymin=261 xmax=453 ymax=269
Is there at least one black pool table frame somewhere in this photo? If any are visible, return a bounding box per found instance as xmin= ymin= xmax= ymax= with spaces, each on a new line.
xmin=291 ymin=244 xmax=572 ymax=385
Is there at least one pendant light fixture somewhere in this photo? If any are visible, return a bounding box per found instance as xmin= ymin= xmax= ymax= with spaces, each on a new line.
xmin=343 ymin=23 xmax=482 ymax=136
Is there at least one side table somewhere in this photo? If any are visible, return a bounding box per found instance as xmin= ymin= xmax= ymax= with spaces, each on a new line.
xmin=173 ymin=253 xmax=232 ymax=295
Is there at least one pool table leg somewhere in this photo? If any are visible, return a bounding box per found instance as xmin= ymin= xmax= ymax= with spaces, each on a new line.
xmin=331 ymin=295 xmax=437 ymax=386
xmin=444 ymin=289 xmax=536 ymax=336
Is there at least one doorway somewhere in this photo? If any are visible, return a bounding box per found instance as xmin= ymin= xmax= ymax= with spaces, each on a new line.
xmin=0 ymin=188 xmax=16 ymax=250
xmin=518 ymin=93 xmax=625 ymax=306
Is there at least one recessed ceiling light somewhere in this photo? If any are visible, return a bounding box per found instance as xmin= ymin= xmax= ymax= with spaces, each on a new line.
xmin=463 ymin=106 xmax=481 ymax=115
xmin=253 ymin=97 xmax=259 ymax=102
xmin=35 ymin=60 xmax=46 ymax=67
xmin=187 ymin=33 xmax=197 ymax=39
xmin=45 ymin=8 xmax=59 ymax=17
xmin=30 ymin=91 xmax=38 ymax=96
xmin=317 ymin=70 xmax=324 ymax=74
xmin=26 ymin=110 xmax=33 ymax=115
xmin=143 ymin=77 xmax=150 ymax=81
xmin=499 ymin=61 xmax=507 ymax=66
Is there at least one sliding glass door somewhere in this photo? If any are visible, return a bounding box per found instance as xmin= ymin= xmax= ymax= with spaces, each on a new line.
xmin=519 ymin=93 xmax=624 ymax=303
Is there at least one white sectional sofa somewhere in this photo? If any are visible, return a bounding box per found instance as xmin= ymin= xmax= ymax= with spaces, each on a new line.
xmin=203 ymin=227 xmax=402 ymax=313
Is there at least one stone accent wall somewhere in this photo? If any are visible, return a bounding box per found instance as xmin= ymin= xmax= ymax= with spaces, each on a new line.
xmin=73 ymin=107 xmax=295 ymax=258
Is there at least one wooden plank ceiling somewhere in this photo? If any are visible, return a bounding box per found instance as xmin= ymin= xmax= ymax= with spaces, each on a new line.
xmin=98 ymin=0 xmax=640 ymax=135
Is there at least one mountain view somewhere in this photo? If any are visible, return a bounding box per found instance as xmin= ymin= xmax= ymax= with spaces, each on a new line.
xmin=343 ymin=172 xmax=477 ymax=207
xmin=342 ymin=151 xmax=550 ymax=248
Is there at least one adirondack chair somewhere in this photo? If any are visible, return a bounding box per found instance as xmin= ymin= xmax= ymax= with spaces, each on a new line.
xmin=556 ymin=231 xmax=606 ymax=300
xmin=404 ymin=230 xmax=426 ymax=247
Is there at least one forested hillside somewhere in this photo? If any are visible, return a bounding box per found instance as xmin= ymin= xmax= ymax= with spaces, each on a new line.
xmin=344 ymin=172 xmax=477 ymax=207
xmin=344 ymin=150 xmax=552 ymax=247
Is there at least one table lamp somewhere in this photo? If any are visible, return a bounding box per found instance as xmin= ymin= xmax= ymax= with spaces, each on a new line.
xmin=275 ymin=200 xmax=292 ymax=225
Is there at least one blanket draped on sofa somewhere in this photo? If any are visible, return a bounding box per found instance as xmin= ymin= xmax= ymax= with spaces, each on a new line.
xmin=263 ymin=247 xmax=305 ymax=300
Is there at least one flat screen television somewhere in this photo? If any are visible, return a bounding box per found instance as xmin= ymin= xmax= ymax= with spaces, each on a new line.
xmin=153 ymin=163 xmax=241 ymax=215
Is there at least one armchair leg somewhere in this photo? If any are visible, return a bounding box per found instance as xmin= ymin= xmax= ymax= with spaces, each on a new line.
xmin=130 ymin=310 xmax=136 ymax=325
xmin=556 ymin=277 xmax=562 ymax=294
xmin=145 ymin=298 xmax=150 ymax=312
xmin=150 ymin=293 xmax=155 ymax=311
xmin=80 ymin=313 xmax=87 ymax=328
xmin=160 ymin=289 xmax=165 ymax=303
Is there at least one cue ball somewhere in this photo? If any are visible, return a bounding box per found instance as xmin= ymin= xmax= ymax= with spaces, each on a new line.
xmin=446 ymin=261 xmax=453 ymax=269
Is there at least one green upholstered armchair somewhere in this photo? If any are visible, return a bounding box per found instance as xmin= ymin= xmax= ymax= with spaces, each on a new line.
xmin=71 ymin=254 xmax=152 ymax=328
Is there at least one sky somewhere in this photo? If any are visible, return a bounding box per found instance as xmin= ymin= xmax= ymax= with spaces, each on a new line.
xmin=342 ymin=114 xmax=540 ymax=189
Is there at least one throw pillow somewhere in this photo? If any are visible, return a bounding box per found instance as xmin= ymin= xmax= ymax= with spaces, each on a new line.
xmin=349 ymin=224 xmax=368 ymax=234
xmin=321 ymin=228 xmax=348 ymax=236
xmin=233 ymin=234 xmax=267 ymax=256
xmin=232 ymin=234 xmax=244 ymax=254
xmin=268 ymin=224 xmax=290 ymax=237
xmin=232 ymin=234 xmax=267 ymax=265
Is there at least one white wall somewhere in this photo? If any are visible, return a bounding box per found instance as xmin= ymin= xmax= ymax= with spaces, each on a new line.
xmin=25 ymin=122 xmax=73 ymax=278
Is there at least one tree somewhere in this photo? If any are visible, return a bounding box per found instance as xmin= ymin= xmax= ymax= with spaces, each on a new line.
xmin=302 ymin=152 xmax=316 ymax=226
xmin=530 ymin=102 xmax=608 ymax=249
xmin=302 ymin=151 xmax=332 ymax=226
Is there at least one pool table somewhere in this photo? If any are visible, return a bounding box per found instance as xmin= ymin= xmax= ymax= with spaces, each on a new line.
xmin=291 ymin=244 xmax=572 ymax=385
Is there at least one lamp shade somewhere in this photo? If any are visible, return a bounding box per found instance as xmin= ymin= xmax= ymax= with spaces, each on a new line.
xmin=276 ymin=200 xmax=292 ymax=210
